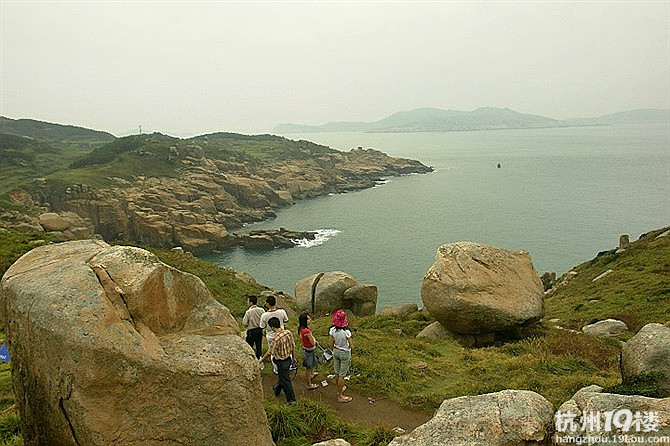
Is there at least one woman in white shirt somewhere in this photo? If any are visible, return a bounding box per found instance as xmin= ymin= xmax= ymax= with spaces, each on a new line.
xmin=329 ymin=309 xmax=353 ymax=403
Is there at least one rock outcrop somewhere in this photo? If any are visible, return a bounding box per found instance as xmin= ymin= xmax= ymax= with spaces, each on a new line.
xmin=389 ymin=390 xmax=554 ymax=446
xmin=233 ymin=228 xmax=318 ymax=249
xmin=582 ymin=319 xmax=628 ymax=337
xmin=421 ymin=242 xmax=544 ymax=338
xmin=621 ymin=323 xmax=670 ymax=393
xmin=378 ymin=303 xmax=419 ymax=317
xmin=295 ymin=272 xmax=377 ymax=316
xmin=0 ymin=240 xmax=272 ymax=446
xmin=555 ymin=385 xmax=670 ymax=443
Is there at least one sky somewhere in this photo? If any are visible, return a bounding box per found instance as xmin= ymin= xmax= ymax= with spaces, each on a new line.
xmin=1 ymin=1 xmax=669 ymax=136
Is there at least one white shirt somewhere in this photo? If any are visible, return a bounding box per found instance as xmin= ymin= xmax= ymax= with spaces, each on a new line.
xmin=329 ymin=326 xmax=352 ymax=351
xmin=259 ymin=308 xmax=289 ymax=343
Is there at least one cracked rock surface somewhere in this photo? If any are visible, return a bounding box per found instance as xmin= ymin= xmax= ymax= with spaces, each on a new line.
xmin=0 ymin=240 xmax=272 ymax=446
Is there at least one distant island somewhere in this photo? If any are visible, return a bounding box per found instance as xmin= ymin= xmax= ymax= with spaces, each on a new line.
xmin=274 ymin=107 xmax=670 ymax=133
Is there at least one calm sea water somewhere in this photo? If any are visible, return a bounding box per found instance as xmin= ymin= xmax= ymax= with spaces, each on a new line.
xmin=203 ymin=124 xmax=670 ymax=308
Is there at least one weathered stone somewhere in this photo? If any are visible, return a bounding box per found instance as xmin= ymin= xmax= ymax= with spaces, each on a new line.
xmin=540 ymin=271 xmax=556 ymax=290
xmin=0 ymin=240 xmax=272 ymax=446
xmin=421 ymin=242 xmax=544 ymax=335
xmin=295 ymin=273 xmax=324 ymax=313
xmin=312 ymin=440 xmax=351 ymax=446
xmin=416 ymin=321 xmax=455 ymax=340
xmin=622 ymin=323 xmax=670 ymax=392
xmin=234 ymin=271 xmax=258 ymax=285
xmin=342 ymin=284 xmax=378 ymax=315
xmin=415 ymin=321 xmax=481 ymax=347
xmin=38 ymin=212 xmax=71 ymax=231
xmin=379 ymin=306 xmax=401 ymax=316
xmin=399 ymin=303 xmax=419 ymax=316
xmin=582 ymin=319 xmax=628 ymax=336
xmin=314 ymin=272 xmax=358 ymax=311
xmin=295 ymin=272 xmax=376 ymax=316
xmin=592 ymin=269 xmax=614 ymax=282
xmin=243 ymin=234 xmax=274 ymax=250
xmin=619 ymin=234 xmax=630 ymax=250
xmin=555 ymin=385 xmax=670 ymax=443
xmin=389 ymin=390 xmax=554 ymax=446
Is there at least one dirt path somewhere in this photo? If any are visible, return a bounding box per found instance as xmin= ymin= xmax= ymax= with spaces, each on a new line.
xmin=261 ymin=372 xmax=432 ymax=433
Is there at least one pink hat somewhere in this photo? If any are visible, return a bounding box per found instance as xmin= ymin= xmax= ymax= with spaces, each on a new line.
xmin=332 ymin=309 xmax=348 ymax=328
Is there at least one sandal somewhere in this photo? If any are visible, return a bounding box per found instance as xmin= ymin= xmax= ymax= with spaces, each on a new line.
xmin=307 ymin=384 xmax=319 ymax=390
xmin=338 ymin=396 xmax=353 ymax=403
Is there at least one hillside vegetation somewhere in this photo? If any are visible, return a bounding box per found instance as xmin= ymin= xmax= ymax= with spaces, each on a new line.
xmin=545 ymin=227 xmax=670 ymax=332
xmin=0 ymin=118 xmax=113 ymax=212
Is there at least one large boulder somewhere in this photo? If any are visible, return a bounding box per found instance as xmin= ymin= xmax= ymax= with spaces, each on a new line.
xmin=0 ymin=240 xmax=272 ymax=446
xmin=295 ymin=272 xmax=377 ymax=316
xmin=389 ymin=390 xmax=554 ymax=446
xmin=555 ymin=385 xmax=670 ymax=444
xmin=421 ymin=242 xmax=544 ymax=335
xmin=622 ymin=323 xmax=670 ymax=393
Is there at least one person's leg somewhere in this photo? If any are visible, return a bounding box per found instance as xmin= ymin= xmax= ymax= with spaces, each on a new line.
xmin=277 ymin=358 xmax=296 ymax=402
xmin=252 ymin=328 xmax=263 ymax=358
xmin=245 ymin=330 xmax=254 ymax=349
xmin=271 ymin=358 xmax=281 ymax=396
xmin=337 ymin=351 xmax=352 ymax=402
xmin=333 ymin=350 xmax=344 ymax=399
xmin=305 ymin=367 xmax=313 ymax=385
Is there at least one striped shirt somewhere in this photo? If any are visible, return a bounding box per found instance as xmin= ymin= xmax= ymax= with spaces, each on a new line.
xmin=269 ymin=329 xmax=295 ymax=360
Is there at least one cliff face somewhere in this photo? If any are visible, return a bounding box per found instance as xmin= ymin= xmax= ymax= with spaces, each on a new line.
xmin=35 ymin=147 xmax=432 ymax=253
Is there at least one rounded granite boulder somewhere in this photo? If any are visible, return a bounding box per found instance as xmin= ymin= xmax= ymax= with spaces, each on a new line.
xmin=421 ymin=242 xmax=544 ymax=335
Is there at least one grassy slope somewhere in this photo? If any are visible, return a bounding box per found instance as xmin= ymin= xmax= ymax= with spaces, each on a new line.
xmin=544 ymin=226 xmax=670 ymax=332
xmin=0 ymin=228 xmax=667 ymax=445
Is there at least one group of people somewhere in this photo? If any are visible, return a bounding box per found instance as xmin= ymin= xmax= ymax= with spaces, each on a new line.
xmin=243 ymin=295 xmax=353 ymax=404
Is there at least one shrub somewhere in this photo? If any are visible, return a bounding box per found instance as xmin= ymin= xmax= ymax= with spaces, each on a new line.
xmin=605 ymin=372 xmax=667 ymax=398
xmin=0 ymin=414 xmax=21 ymax=442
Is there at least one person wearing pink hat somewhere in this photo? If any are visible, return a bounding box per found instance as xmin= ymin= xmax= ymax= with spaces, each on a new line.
xmin=329 ymin=309 xmax=353 ymax=403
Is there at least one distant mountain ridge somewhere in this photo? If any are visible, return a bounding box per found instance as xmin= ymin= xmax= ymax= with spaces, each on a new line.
xmin=275 ymin=107 xmax=670 ymax=133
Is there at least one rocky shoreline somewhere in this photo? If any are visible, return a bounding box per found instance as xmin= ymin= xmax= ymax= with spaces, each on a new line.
xmin=231 ymin=228 xmax=318 ymax=249
xmin=1 ymin=145 xmax=432 ymax=253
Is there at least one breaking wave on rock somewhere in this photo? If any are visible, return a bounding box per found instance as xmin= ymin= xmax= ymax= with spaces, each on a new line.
xmin=291 ymin=229 xmax=341 ymax=248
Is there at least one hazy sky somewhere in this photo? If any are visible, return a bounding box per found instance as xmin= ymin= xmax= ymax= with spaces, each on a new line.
xmin=1 ymin=1 xmax=668 ymax=136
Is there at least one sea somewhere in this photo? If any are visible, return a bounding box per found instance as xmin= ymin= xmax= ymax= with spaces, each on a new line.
xmin=203 ymin=124 xmax=670 ymax=308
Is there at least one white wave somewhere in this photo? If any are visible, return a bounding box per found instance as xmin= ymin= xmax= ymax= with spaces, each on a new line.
xmin=375 ymin=178 xmax=391 ymax=185
xmin=291 ymin=229 xmax=341 ymax=248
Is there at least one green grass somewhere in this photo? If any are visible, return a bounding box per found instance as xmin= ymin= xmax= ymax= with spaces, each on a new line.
xmin=0 ymin=230 xmax=55 ymax=278
xmin=545 ymin=227 xmax=670 ymax=331
xmin=605 ymin=372 xmax=668 ymax=399
xmin=265 ymin=398 xmax=394 ymax=446
xmin=297 ymin=312 xmax=621 ymax=410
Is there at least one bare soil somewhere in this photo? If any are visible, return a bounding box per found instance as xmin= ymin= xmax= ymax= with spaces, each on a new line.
xmin=261 ymin=372 xmax=432 ymax=432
